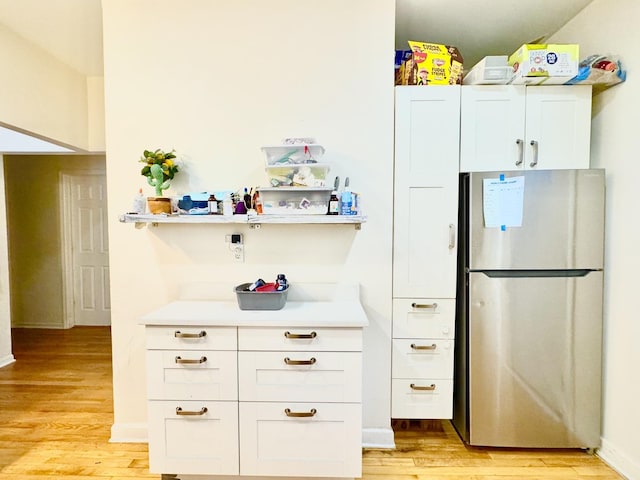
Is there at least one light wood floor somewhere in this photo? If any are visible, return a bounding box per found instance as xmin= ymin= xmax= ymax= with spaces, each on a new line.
xmin=0 ymin=327 xmax=624 ymax=479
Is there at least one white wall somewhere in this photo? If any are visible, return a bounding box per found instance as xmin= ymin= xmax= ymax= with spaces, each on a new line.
xmin=550 ymin=1 xmax=640 ymax=478
xmin=102 ymin=0 xmax=395 ymax=445
xmin=0 ymin=23 xmax=89 ymax=151
xmin=0 ymin=155 xmax=14 ymax=368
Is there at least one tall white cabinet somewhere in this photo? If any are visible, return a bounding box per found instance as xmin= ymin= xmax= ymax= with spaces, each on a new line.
xmin=392 ymin=86 xmax=460 ymax=419
xmin=460 ymin=85 xmax=592 ymax=172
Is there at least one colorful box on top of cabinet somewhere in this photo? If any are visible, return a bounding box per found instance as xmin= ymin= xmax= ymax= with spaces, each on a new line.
xmin=397 ymin=41 xmax=464 ymax=85
xmin=509 ymin=43 xmax=579 ymax=85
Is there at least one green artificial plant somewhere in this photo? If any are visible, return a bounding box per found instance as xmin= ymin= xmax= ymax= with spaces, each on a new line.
xmin=139 ymin=148 xmax=179 ymax=196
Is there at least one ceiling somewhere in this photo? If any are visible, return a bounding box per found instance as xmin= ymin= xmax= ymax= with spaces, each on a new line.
xmin=396 ymin=0 xmax=595 ymax=69
xmin=0 ymin=0 xmax=595 ymax=78
xmin=0 ymin=0 xmax=594 ymax=152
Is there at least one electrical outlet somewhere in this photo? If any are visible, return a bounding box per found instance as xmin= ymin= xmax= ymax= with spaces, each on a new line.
xmin=232 ymin=244 xmax=244 ymax=262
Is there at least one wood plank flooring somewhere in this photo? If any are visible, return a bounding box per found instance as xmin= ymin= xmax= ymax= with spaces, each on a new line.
xmin=0 ymin=327 xmax=625 ymax=479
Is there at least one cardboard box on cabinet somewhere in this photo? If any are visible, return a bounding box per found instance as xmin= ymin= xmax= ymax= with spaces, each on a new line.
xmin=397 ymin=41 xmax=464 ymax=85
xmin=509 ymin=43 xmax=579 ymax=85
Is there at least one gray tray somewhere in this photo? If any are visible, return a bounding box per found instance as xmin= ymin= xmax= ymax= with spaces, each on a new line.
xmin=234 ymin=283 xmax=289 ymax=310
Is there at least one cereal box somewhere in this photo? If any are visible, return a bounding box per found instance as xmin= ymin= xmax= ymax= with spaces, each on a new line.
xmin=509 ymin=44 xmax=579 ymax=85
xmin=402 ymin=41 xmax=464 ymax=85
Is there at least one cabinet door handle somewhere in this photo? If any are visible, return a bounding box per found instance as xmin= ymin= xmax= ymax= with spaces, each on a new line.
xmin=410 ymin=343 xmax=437 ymax=351
xmin=174 ymin=330 xmax=207 ymax=338
xmin=530 ymin=140 xmax=539 ymax=167
xmin=176 ymin=406 xmax=208 ymax=416
xmin=515 ymin=139 xmax=524 ymax=166
xmin=175 ymin=356 xmax=207 ymax=364
xmin=284 ymin=408 xmax=317 ymax=418
xmin=410 ymin=383 xmax=436 ymax=391
xmin=284 ymin=357 xmax=316 ymax=365
xmin=284 ymin=331 xmax=317 ymax=339
xmin=411 ymin=302 xmax=438 ymax=310
xmin=448 ymin=223 xmax=456 ymax=251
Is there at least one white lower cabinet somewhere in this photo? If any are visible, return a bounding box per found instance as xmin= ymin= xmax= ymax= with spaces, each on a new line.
xmin=144 ymin=321 xmax=363 ymax=479
xmin=239 ymin=402 xmax=361 ymax=477
xmin=147 ymin=400 xmax=239 ymax=475
xmin=391 ymin=298 xmax=456 ymax=419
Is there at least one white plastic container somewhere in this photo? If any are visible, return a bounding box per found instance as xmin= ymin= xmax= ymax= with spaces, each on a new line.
xmin=261 ymin=144 xmax=325 ymax=166
xmin=463 ymin=55 xmax=512 ymax=85
xmin=265 ymin=163 xmax=331 ymax=187
xmin=258 ymin=187 xmax=332 ymax=215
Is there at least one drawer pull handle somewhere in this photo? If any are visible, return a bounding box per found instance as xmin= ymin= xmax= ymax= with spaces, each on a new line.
xmin=410 ymin=383 xmax=436 ymax=391
xmin=284 ymin=408 xmax=317 ymax=418
xmin=411 ymin=302 xmax=438 ymax=310
xmin=175 ymin=356 xmax=207 ymax=364
xmin=284 ymin=331 xmax=317 ymax=339
xmin=174 ymin=330 xmax=207 ymax=338
xmin=176 ymin=406 xmax=208 ymax=416
xmin=410 ymin=343 xmax=437 ymax=351
xmin=284 ymin=357 xmax=316 ymax=365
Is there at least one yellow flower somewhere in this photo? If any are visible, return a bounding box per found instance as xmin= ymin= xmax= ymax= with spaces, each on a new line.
xmin=164 ymin=159 xmax=174 ymax=168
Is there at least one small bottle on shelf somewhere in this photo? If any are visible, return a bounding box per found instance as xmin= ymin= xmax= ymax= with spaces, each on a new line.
xmin=207 ymin=193 xmax=218 ymax=214
xmin=132 ymin=188 xmax=145 ymax=214
xmin=253 ymin=191 xmax=263 ymax=214
xmin=327 ymin=190 xmax=339 ymax=215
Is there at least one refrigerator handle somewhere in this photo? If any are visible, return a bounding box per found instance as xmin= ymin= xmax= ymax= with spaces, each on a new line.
xmin=449 ymin=223 xmax=456 ymax=251
xmin=515 ymin=138 xmax=524 ymax=166
xmin=530 ymin=140 xmax=539 ymax=167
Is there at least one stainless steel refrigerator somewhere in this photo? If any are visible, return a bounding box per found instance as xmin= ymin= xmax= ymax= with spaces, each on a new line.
xmin=452 ymin=169 xmax=605 ymax=449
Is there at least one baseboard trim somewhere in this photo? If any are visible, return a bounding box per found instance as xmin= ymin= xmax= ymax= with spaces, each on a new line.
xmin=362 ymin=427 xmax=396 ymax=449
xmin=598 ymin=438 xmax=638 ymax=480
xmin=0 ymin=354 xmax=15 ymax=368
xmin=109 ymin=422 xmax=148 ymax=443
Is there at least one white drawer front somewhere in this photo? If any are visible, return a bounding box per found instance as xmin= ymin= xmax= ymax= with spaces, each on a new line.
xmin=239 ymin=401 xmax=361 ymax=478
xmin=391 ymin=339 xmax=454 ymax=379
xmin=238 ymin=327 xmax=362 ymax=352
xmin=392 ymin=298 xmax=455 ymax=339
xmin=391 ymin=378 xmax=453 ymax=419
xmin=238 ymin=351 xmax=361 ymax=403
xmin=147 ymin=400 xmax=239 ymax=475
xmin=146 ymin=350 xmax=238 ymax=401
xmin=146 ymin=326 xmax=237 ymax=350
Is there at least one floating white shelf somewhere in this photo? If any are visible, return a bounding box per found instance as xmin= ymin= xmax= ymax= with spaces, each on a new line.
xmin=119 ymin=213 xmax=366 ymax=229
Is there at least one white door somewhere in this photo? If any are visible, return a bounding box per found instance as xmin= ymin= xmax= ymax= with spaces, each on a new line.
xmin=460 ymin=85 xmax=526 ymax=172
xmin=63 ymin=172 xmax=111 ymax=326
xmin=523 ymin=85 xmax=592 ymax=170
xmin=393 ymin=86 xmax=460 ymax=298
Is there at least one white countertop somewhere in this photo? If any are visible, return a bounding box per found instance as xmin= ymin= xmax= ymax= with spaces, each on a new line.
xmin=140 ymin=299 xmax=369 ymax=327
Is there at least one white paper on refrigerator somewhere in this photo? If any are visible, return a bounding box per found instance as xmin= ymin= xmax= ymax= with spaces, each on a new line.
xmin=483 ymin=176 xmax=525 ymax=229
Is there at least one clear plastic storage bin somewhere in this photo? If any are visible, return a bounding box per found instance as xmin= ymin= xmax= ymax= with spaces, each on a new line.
xmin=258 ymin=187 xmax=332 ymax=215
xmin=265 ymin=164 xmax=330 ymax=187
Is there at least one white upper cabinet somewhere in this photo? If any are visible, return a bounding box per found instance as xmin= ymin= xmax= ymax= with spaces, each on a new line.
xmin=460 ymin=85 xmax=592 ymax=172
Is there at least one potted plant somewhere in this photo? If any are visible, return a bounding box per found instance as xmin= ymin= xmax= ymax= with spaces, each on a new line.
xmin=139 ymin=148 xmax=179 ymax=214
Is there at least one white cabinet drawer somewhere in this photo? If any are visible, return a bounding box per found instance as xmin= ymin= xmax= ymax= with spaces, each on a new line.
xmin=146 ymin=326 xmax=237 ymax=350
xmin=147 ymin=400 xmax=239 ymax=475
xmin=238 ymin=351 xmax=361 ymax=403
xmin=392 ymin=298 xmax=455 ymax=339
xmin=238 ymin=327 xmax=362 ymax=352
xmin=239 ymin=401 xmax=361 ymax=478
xmin=146 ymin=350 xmax=238 ymax=401
xmin=391 ymin=339 xmax=454 ymax=379
xmin=391 ymin=379 xmax=453 ymax=419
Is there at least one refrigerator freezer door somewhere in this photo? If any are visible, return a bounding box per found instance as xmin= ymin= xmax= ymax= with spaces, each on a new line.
xmin=469 ymin=169 xmax=605 ymax=270
xmin=468 ymin=271 xmax=603 ymax=448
